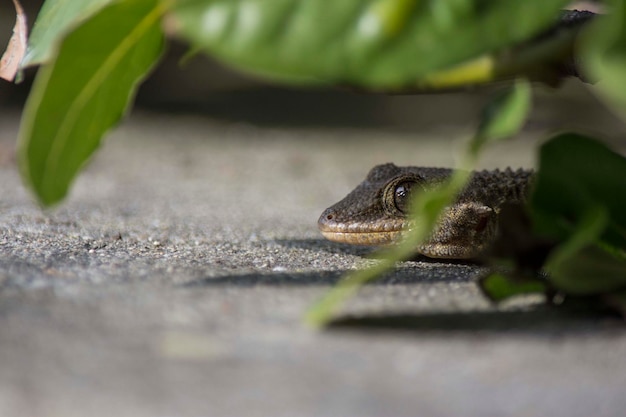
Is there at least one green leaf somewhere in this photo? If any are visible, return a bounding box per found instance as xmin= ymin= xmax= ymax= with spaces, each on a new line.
xmin=305 ymin=259 xmax=395 ymax=327
xmin=173 ymin=0 xmax=569 ymax=89
xmin=18 ymin=0 xmax=165 ymax=206
xmin=531 ymin=133 xmax=626 ymax=248
xmin=546 ymin=205 xmax=609 ymax=271
xmin=544 ymin=206 xmax=626 ymax=295
xmin=528 ymin=133 xmax=626 ymax=296
xmin=21 ymin=0 xmax=115 ymax=67
xmin=479 ymin=272 xmax=547 ymax=302
xmin=543 ymin=205 xmax=626 ymax=294
xmin=549 ymin=245 xmax=626 ymax=295
xmin=470 ymin=79 xmax=531 ymax=156
xmin=582 ymin=0 xmax=626 ymax=117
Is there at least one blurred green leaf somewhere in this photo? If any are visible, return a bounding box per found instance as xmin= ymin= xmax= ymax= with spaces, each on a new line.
xmin=21 ymin=0 xmax=115 ymax=67
xmin=582 ymin=0 xmax=626 ymax=117
xmin=549 ymin=245 xmax=626 ymax=295
xmin=470 ymin=79 xmax=531 ymax=155
xmin=173 ymin=0 xmax=570 ymax=89
xmin=546 ymin=205 xmax=609 ymax=271
xmin=531 ymin=133 xmax=626 ymax=248
xmin=543 ymin=205 xmax=626 ymax=294
xmin=18 ymin=0 xmax=165 ymax=206
xmin=479 ymin=272 xmax=547 ymax=302
xmin=481 ymin=133 xmax=626 ymax=309
xmin=528 ymin=133 xmax=626 ymax=296
xmin=543 ymin=203 xmax=626 ymax=295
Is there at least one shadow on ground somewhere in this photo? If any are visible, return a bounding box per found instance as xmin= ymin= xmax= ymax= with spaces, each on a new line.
xmin=183 ymin=267 xmax=476 ymax=288
xmin=273 ymin=238 xmax=484 ymax=265
xmin=327 ymin=308 xmax=625 ymax=335
xmin=273 ymin=238 xmax=374 ymax=257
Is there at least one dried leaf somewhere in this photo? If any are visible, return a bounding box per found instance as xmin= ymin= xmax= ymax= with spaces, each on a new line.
xmin=0 ymin=0 xmax=28 ymax=82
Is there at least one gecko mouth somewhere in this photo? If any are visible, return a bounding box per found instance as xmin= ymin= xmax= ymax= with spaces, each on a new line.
xmin=317 ymin=210 xmax=408 ymax=246
xmin=318 ymin=229 xmax=404 ymax=246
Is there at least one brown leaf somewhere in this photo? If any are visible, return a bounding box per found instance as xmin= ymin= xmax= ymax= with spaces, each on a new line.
xmin=0 ymin=0 xmax=28 ymax=82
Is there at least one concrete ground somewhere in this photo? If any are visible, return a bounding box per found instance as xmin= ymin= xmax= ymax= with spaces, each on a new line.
xmin=1 ymin=84 xmax=626 ymax=417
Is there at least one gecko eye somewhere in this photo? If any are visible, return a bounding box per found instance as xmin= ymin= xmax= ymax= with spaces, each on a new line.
xmin=382 ymin=174 xmax=424 ymax=216
xmin=393 ymin=180 xmax=417 ymax=213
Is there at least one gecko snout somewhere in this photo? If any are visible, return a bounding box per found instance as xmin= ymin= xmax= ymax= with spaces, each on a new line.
xmin=317 ymin=208 xmax=337 ymax=231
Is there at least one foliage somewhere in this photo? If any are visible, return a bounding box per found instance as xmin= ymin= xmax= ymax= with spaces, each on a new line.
xmin=18 ymin=0 xmax=165 ymax=205
xmin=17 ymin=0 xmax=572 ymax=205
xmin=173 ymin=0 xmax=570 ymax=88
xmin=5 ymin=0 xmax=626 ymax=322
xmin=582 ymin=0 xmax=626 ymax=118
xmin=21 ymin=0 xmax=116 ymax=67
xmin=479 ymin=134 xmax=626 ymax=316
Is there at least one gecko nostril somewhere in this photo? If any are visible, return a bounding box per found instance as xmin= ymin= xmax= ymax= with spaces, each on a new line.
xmin=318 ymin=210 xmax=337 ymax=231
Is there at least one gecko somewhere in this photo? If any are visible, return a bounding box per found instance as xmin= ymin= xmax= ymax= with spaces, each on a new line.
xmin=318 ymin=163 xmax=533 ymax=259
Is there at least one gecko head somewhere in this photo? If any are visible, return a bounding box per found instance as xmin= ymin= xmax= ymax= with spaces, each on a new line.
xmin=318 ymin=163 xmax=428 ymax=245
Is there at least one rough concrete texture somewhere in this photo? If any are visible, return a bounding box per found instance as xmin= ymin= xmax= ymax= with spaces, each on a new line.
xmin=1 ymin=85 xmax=626 ymax=417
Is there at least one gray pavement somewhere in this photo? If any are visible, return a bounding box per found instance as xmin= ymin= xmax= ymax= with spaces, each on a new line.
xmin=1 ymin=85 xmax=626 ymax=417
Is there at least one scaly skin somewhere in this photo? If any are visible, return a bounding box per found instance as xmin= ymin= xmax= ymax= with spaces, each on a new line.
xmin=318 ymin=163 xmax=533 ymax=259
